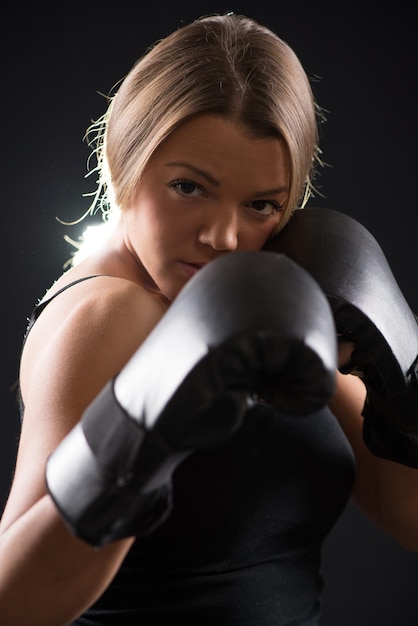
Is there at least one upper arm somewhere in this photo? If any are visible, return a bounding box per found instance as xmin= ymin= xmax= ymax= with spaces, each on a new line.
xmin=0 ymin=277 xmax=167 ymax=532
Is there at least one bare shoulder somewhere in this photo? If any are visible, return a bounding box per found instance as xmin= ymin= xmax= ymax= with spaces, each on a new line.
xmin=1 ymin=274 xmax=168 ymax=531
xmin=21 ymin=273 xmax=168 ymax=411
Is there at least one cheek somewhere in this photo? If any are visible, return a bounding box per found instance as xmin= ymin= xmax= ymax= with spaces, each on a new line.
xmin=125 ymin=198 xmax=192 ymax=255
xmin=244 ymin=217 xmax=283 ymax=250
xmin=124 ymin=193 xmax=162 ymax=237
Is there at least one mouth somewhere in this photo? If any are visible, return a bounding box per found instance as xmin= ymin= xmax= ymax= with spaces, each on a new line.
xmin=179 ymin=261 xmax=207 ymax=278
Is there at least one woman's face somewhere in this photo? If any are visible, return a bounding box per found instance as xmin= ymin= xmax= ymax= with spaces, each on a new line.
xmin=122 ymin=114 xmax=290 ymax=301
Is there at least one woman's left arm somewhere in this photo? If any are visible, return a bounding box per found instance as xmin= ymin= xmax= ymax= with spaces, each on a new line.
xmin=330 ymin=371 xmax=418 ymax=552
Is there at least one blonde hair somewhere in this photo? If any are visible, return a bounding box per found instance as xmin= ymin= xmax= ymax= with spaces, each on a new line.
xmin=81 ymin=13 xmax=323 ymax=237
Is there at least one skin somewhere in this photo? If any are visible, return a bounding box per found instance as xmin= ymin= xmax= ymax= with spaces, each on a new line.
xmin=1 ymin=114 xmax=418 ymax=625
xmin=121 ymin=114 xmax=291 ymax=300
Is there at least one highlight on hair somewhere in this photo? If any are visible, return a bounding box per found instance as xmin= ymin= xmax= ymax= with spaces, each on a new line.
xmin=66 ymin=12 xmax=325 ymax=265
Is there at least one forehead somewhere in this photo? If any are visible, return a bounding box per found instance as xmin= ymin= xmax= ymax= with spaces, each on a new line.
xmin=151 ymin=114 xmax=290 ymax=184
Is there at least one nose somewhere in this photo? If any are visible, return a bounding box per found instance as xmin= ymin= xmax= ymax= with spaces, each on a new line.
xmin=197 ymin=205 xmax=239 ymax=251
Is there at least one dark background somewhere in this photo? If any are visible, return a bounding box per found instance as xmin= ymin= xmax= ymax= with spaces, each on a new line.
xmin=1 ymin=2 xmax=418 ymax=624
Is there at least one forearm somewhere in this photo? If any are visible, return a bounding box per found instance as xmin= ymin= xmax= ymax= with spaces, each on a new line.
xmin=0 ymin=495 xmax=133 ymax=626
xmin=331 ymin=372 xmax=418 ymax=551
xmin=374 ymin=459 xmax=418 ymax=551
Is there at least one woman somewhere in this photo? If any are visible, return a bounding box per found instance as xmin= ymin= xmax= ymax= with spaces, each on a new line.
xmin=1 ymin=12 xmax=417 ymax=626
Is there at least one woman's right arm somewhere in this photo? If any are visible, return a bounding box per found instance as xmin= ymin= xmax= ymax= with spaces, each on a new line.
xmin=0 ymin=276 xmax=167 ymax=626
xmin=0 ymin=496 xmax=134 ymax=626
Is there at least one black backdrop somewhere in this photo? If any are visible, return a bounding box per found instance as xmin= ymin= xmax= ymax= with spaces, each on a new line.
xmin=2 ymin=2 xmax=418 ymax=624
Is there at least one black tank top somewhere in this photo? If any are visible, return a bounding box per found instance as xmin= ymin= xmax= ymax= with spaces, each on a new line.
xmin=24 ymin=277 xmax=356 ymax=625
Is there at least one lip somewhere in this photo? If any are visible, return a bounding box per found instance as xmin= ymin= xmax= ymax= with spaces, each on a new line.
xmin=179 ymin=261 xmax=207 ymax=278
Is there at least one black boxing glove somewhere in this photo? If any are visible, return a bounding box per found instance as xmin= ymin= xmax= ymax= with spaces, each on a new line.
xmin=265 ymin=207 xmax=418 ymax=468
xmin=46 ymin=251 xmax=337 ymax=546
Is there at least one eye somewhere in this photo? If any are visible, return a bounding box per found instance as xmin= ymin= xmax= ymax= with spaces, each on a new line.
xmin=169 ymin=179 xmax=205 ymax=198
xmin=249 ymin=199 xmax=283 ymax=217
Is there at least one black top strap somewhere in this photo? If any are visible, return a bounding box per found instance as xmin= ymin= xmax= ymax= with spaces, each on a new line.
xmin=24 ymin=275 xmax=105 ymax=343
xmin=18 ymin=275 xmax=107 ymax=418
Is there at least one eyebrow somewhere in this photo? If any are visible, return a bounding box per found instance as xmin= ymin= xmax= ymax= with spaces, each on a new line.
xmin=165 ymin=162 xmax=220 ymax=186
xmin=165 ymin=161 xmax=288 ymax=196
